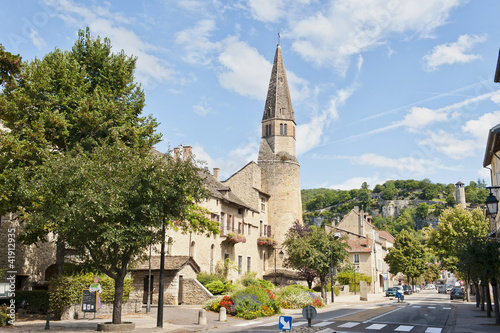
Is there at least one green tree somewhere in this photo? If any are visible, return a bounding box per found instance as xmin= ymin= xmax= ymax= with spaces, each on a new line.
xmin=446 ymin=194 xmax=456 ymax=207
xmin=0 ymin=44 xmax=22 ymax=87
xmin=425 ymin=205 xmax=488 ymax=273
xmin=384 ymin=230 xmax=426 ymax=288
xmin=423 ymin=263 xmax=440 ymax=284
xmin=18 ymin=143 xmax=219 ymax=324
xmin=415 ymin=203 xmax=429 ymax=221
xmin=283 ymin=222 xmax=349 ymax=298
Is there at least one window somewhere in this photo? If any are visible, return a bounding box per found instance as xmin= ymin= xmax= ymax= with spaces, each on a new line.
xmin=247 ymin=257 xmax=251 ymax=273
xmin=284 ymin=124 xmax=287 ymax=135
xmin=280 ymin=123 xmax=283 ymax=135
xmin=238 ymin=255 xmax=243 ymax=275
xmin=224 ymin=253 xmax=229 ymax=262
xmin=354 ymin=254 xmax=360 ymax=263
xmin=238 ymin=222 xmax=242 ymax=234
xmin=260 ymin=221 xmax=263 ymax=237
xmin=210 ymin=245 xmax=215 ymax=273
xmin=261 ymin=198 xmax=266 ymax=212
xmin=265 ymin=125 xmax=269 ymax=137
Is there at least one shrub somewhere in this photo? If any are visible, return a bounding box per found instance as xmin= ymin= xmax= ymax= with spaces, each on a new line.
xmin=202 ymin=296 xmax=223 ymax=312
xmin=276 ymin=285 xmax=323 ymax=309
xmin=0 ymin=304 xmax=13 ymax=326
xmin=205 ymin=280 xmax=234 ymax=295
xmin=49 ymin=273 xmax=132 ymax=318
xmin=197 ymin=271 xmax=225 ymax=286
xmin=15 ymin=290 xmax=49 ymax=314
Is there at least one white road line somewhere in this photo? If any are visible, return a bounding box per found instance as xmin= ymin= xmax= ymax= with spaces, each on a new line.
xmin=234 ymin=321 xmax=263 ymax=327
xmin=395 ymin=325 xmax=414 ymax=331
xmin=428 ymin=306 xmax=436 ymax=309
xmin=425 ymin=328 xmax=442 ymax=333
xmin=338 ymin=322 xmax=359 ymax=328
xmin=412 ymin=305 xmax=422 ymax=308
xmin=366 ymin=323 xmax=387 ymax=330
xmin=313 ymin=321 xmax=334 ymax=327
xmin=258 ymin=322 xmax=276 ymax=327
xmin=294 ymin=321 xmax=307 ymax=326
xmin=363 ymin=305 xmax=405 ymax=323
xmin=443 ymin=307 xmax=451 ymax=310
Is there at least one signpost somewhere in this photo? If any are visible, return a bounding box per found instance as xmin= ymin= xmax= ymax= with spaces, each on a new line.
xmin=302 ymin=305 xmax=317 ymax=327
xmin=278 ymin=316 xmax=292 ymax=331
xmin=395 ymin=291 xmax=404 ymax=302
xmin=82 ymin=289 xmax=97 ymax=319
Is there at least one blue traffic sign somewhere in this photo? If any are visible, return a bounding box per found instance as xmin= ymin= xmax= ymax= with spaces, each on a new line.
xmin=279 ymin=316 xmax=293 ymax=330
xmin=396 ymin=291 xmax=402 ymax=299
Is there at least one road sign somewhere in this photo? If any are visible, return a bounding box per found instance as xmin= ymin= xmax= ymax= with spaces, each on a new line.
xmin=302 ymin=305 xmax=317 ymax=319
xmin=395 ymin=291 xmax=402 ymax=299
xmin=278 ymin=316 xmax=292 ymax=330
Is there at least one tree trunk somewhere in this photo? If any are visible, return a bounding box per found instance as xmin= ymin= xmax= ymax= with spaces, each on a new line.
xmin=307 ymin=279 xmax=313 ymax=289
xmin=481 ymin=282 xmax=485 ymax=311
xmin=320 ymin=276 xmax=326 ymax=300
xmin=491 ymin=278 xmax=500 ymax=325
xmin=486 ymin=282 xmax=492 ymax=317
xmin=112 ymin=273 xmax=126 ymax=324
xmin=56 ymin=240 xmax=66 ymax=276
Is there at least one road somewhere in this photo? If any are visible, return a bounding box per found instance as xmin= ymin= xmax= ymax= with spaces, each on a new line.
xmin=224 ymin=289 xmax=461 ymax=333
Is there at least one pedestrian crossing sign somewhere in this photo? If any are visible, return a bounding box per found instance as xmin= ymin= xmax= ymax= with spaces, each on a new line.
xmin=279 ymin=316 xmax=293 ymax=330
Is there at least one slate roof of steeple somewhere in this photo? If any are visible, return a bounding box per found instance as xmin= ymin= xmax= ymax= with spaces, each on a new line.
xmin=262 ymin=44 xmax=295 ymax=124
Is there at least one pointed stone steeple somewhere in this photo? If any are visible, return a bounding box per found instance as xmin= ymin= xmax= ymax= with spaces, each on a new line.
xmin=259 ymin=44 xmax=297 ymax=161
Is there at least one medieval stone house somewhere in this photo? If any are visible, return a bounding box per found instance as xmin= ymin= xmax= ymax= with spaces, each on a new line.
xmin=0 ymin=43 xmax=303 ymax=305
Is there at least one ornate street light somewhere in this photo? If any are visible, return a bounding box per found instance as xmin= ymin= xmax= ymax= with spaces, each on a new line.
xmin=485 ymin=190 xmax=499 ymax=219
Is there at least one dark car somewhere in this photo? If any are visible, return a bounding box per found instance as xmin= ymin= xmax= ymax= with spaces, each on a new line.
xmin=450 ymin=287 xmax=465 ymax=300
xmin=403 ymin=285 xmax=412 ymax=295
xmin=386 ymin=287 xmax=397 ymax=297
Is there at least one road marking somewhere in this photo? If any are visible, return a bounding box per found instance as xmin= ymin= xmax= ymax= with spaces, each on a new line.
xmin=366 ymin=323 xmax=387 ymax=330
xmin=443 ymin=307 xmax=451 ymax=310
xmin=313 ymin=321 xmax=334 ymax=327
xmin=338 ymin=322 xmax=359 ymax=328
xmin=412 ymin=305 xmax=422 ymax=308
xmin=395 ymin=325 xmax=414 ymax=331
xmin=234 ymin=321 xmax=263 ymax=327
xmin=259 ymin=322 xmax=276 ymax=326
xmin=428 ymin=306 xmax=436 ymax=309
xmin=294 ymin=321 xmax=307 ymax=326
xmin=425 ymin=328 xmax=442 ymax=333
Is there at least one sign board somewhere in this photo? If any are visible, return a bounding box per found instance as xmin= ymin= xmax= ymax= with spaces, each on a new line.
xmin=395 ymin=291 xmax=402 ymax=299
xmin=278 ymin=316 xmax=292 ymax=330
xmin=302 ymin=305 xmax=317 ymax=319
xmin=82 ymin=289 xmax=96 ymax=312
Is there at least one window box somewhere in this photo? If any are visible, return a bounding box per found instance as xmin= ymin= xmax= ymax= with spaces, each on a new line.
xmin=257 ymin=237 xmax=278 ymax=247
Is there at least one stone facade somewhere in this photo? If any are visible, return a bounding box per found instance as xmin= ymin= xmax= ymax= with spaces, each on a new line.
xmin=327 ymin=207 xmax=394 ymax=293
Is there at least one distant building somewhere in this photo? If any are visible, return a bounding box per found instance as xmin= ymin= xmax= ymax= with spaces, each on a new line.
xmin=455 ymin=181 xmax=466 ymax=208
xmin=327 ymin=207 xmax=394 ymax=293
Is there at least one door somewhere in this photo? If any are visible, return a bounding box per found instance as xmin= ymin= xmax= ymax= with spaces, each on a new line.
xmin=143 ymin=275 xmax=154 ymax=304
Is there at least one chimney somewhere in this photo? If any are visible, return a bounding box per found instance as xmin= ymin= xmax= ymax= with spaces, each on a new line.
xmin=359 ymin=209 xmax=364 ymax=237
xmin=173 ymin=147 xmax=180 ymax=162
xmin=183 ymin=146 xmax=192 ymax=161
xmin=213 ymin=168 xmax=220 ymax=181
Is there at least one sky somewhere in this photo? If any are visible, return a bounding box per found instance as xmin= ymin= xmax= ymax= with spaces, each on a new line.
xmin=2 ymin=0 xmax=500 ymax=191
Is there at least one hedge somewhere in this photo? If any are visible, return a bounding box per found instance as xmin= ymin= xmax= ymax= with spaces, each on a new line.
xmin=49 ymin=273 xmax=132 ymax=318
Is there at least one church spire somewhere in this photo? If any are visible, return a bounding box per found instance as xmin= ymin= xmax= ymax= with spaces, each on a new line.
xmin=262 ymin=44 xmax=295 ymax=124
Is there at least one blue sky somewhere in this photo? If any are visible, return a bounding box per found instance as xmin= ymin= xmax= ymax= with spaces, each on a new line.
xmin=2 ymin=0 xmax=500 ymax=190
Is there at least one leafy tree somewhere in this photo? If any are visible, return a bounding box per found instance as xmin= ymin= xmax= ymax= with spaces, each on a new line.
xmin=283 ymin=222 xmax=349 ymax=298
xmin=18 ymin=143 xmax=219 ymax=324
xmin=373 ymin=184 xmax=384 ymax=193
xmin=446 ymin=194 xmax=456 ymax=207
xmin=415 ymin=203 xmax=429 ymax=221
xmin=423 ymin=263 xmax=440 ymax=284
xmin=387 ymin=208 xmax=416 ymax=237
xmin=384 ymin=230 xmax=426 ymax=288
xmin=419 ymin=183 xmax=438 ymax=200
xmin=0 ymin=44 xmax=22 ymax=87
xmin=425 ymin=205 xmax=488 ymax=273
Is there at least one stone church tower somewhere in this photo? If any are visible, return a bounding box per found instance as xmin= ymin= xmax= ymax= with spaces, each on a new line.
xmin=258 ymin=44 xmax=303 ymax=251
xmin=455 ymin=181 xmax=466 ymax=208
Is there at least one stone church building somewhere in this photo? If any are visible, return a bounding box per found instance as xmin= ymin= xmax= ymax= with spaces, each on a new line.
xmin=0 ymin=44 xmax=304 ymax=305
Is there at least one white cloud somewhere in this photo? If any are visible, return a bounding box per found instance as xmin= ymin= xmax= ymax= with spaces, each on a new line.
xmin=419 ymin=129 xmax=477 ymax=159
xmin=288 ymin=0 xmax=463 ymax=74
xmin=175 ymin=19 xmax=221 ymax=65
xmin=297 ymin=85 xmax=354 ymax=155
xmin=462 ymin=111 xmax=500 ymax=142
xmin=423 ymin=34 xmax=486 ymax=71
xmin=357 ymin=153 xmax=436 ymax=174
xmin=329 ymin=176 xmax=383 ymax=191
xmin=192 ymin=97 xmax=213 ymax=117
xmin=45 ymin=0 xmax=176 ymax=86
xmin=398 ymin=107 xmax=448 ymax=130
xmin=29 ymin=29 xmax=47 ymax=50
xmin=247 ymin=0 xmax=284 ymax=22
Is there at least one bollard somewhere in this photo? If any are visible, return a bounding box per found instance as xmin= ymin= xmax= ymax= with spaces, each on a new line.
xmin=45 ymin=310 xmax=51 ymax=330
xmin=198 ymin=309 xmax=207 ymax=325
xmin=219 ymin=306 xmax=227 ymax=321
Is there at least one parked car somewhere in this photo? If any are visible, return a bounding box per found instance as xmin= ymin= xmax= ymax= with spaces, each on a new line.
xmin=450 ymin=287 xmax=465 ymax=300
xmin=413 ymin=285 xmax=421 ymax=293
xmin=426 ymin=284 xmax=435 ymax=290
xmin=437 ymin=284 xmax=447 ymax=293
xmin=403 ymin=285 xmax=412 ymax=295
xmin=394 ymin=285 xmax=404 ymax=295
xmin=446 ymin=285 xmax=453 ymax=293
xmin=386 ymin=287 xmax=398 ymax=297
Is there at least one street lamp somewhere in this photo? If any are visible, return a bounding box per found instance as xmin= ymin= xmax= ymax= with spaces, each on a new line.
xmin=485 ymin=189 xmax=499 ymax=219
xmin=274 ymin=248 xmax=284 ymax=285
xmin=330 ymin=232 xmax=341 ymax=303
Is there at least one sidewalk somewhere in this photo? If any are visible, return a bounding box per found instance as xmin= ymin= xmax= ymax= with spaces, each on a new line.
xmin=7 ymin=292 xmax=500 ymax=332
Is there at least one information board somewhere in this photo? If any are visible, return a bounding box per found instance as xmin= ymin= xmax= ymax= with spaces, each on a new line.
xmin=82 ymin=289 xmax=97 ymax=312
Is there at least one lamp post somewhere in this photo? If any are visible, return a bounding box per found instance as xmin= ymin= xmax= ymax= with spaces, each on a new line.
xmin=274 ymin=248 xmax=284 ymax=286
xmin=330 ymin=232 xmax=341 ymax=303
xmin=485 ymin=187 xmax=500 ymax=237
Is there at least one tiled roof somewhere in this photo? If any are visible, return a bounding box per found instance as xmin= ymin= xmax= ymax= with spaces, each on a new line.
xmin=379 ymin=230 xmax=395 ymax=243
xmin=132 ymin=255 xmax=200 ymax=273
xmin=347 ymin=237 xmax=373 ymax=253
xmin=199 ymin=170 xmax=254 ymax=210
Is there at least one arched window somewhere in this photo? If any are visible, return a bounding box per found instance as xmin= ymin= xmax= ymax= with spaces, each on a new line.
xmin=284 ymin=124 xmax=287 ymax=135
xmin=167 ymin=237 xmax=173 ymax=256
xmin=210 ymin=244 xmax=215 ymax=273
xmin=280 ymin=123 xmax=283 ymax=135
xmin=189 ymin=241 xmax=195 ymax=258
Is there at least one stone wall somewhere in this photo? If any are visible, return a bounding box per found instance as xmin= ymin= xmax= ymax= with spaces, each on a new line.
xmin=61 ymin=300 xmax=142 ymax=320
xmin=182 ymin=279 xmax=213 ymax=305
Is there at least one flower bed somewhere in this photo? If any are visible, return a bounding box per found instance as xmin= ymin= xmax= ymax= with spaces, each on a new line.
xmin=203 ymin=285 xmax=280 ymax=319
xmin=275 ymin=285 xmax=324 ymax=309
xmin=257 ymin=237 xmax=278 ymax=246
xmin=226 ymin=233 xmax=246 ymax=244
